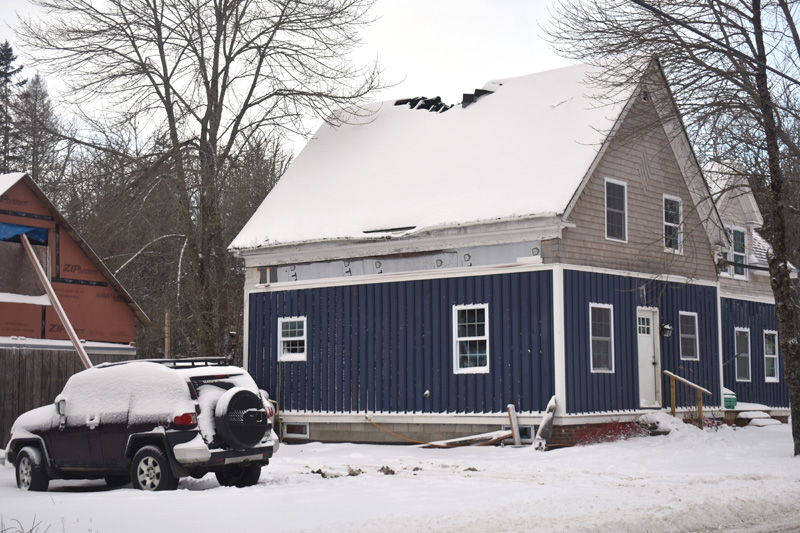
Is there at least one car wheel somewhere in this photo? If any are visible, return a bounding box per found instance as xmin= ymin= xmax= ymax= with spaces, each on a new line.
xmin=104 ymin=474 xmax=131 ymax=488
xmin=16 ymin=447 xmax=49 ymax=492
xmin=215 ymin=464 xmax=262 ymax=488
xmin=131 ymin=446 xmax=178 ymax=491
xmin=215 ymin=388 xmax=269 ymax=449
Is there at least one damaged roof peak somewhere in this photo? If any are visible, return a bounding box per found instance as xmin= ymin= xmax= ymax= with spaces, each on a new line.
xmin=394 ymin=96 xmax=452 ymax=113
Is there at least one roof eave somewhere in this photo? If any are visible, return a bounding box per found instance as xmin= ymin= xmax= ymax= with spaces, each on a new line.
xmin=232 ymin=214 xmax=571 ymax=266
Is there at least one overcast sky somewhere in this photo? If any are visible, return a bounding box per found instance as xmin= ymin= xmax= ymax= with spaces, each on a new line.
xmin=1 ymin=0 xmax=571 ymax=106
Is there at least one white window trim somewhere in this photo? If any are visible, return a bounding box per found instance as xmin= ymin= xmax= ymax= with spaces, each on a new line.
xmin=735 ymin=327 xmax=751 ymax=382
xmin=663 ymin=194 xmax=683 ymax=254
xmin=764 ymin=330 xmax=779 ymax=383
xmin=589 ymin=303 xmax=615 ymax=374
xmin=604 ymin=178 xmax=628 ymax=243
xmin=679 ymin=311 xmax=700 ymax=361
xmin=453 ymin=303 xmax=490 ymax=374
xmin=728 ymin=226 xmax=748 ymax=280
xmin=277 ymin=316 xmax=307 ymax=362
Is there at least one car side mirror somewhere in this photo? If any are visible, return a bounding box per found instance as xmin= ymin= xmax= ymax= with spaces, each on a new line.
xmin=55 ymin=395 xmax=67 ymax=430
xmin=55 ymin=397 xmax=66 ymax=415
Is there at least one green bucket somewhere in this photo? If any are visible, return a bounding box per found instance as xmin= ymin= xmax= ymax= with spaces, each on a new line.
xmin=724 ymin=392 xmax=737 ymax=409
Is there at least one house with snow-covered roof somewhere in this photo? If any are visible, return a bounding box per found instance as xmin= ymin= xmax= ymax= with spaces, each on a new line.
xmin=704 ymin=162 xmax=790 ymax=412
xmin=230 ymin=59 xmax=777 ymax=444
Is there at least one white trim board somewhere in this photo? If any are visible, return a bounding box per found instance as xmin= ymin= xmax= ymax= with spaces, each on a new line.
xmin=250 ymin=261 xmax=720 ymax=294
xmin=278 ymin=409 xmax=724 ymax=427
xmin=719 ymin=292 xmax=775 ymax=305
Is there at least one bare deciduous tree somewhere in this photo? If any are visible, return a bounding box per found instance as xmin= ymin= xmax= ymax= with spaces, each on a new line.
xmin=548 ymin=0 xmax=800 ymax=454
xmin=17 ymin=0 xmax=382 ymax=358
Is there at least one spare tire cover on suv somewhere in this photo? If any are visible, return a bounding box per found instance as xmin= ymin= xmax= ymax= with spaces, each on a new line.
xmin=214 ymin=387 xmax=268 ymax=449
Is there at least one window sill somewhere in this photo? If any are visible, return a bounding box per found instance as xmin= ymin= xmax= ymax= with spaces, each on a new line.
xmin=278 ymin=355 xmax=307 ymax=362
xmin=454 ymin=368 xmax=490 ymax=375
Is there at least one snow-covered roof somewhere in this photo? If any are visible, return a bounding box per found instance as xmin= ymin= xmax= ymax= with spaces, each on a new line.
xmin=231 ymin=64 xmax=628 ymax=250
xmin=751 ymin=230 xmax=771 ymax=267
xmin=0 ymin=172 xmax=27 ymax=196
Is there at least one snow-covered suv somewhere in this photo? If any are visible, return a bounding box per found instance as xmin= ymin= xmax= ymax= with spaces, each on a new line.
xmin=4 ymin=358 xmax=277 ymax=491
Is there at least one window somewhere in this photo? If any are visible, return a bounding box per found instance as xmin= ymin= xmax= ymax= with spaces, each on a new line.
xmin=679 ymin=312 xmax=699 ymax=360
xmin=278 ymin=316 xmax=307 ymax=361
xmin=725 ymin=227 xmax=747 ymax=278
xmin=284 ymin=422 xmax=309 ymax=439
xmin=590 ymin=304 xmax=614 ymax=372
xmin=765 ymin=331 xmax=779 ymax=382
xmin=605 ymin=179 xmax=627 ymax=241
xmin=735 ymin=328 xmax=751 ymax=382
xmin=453 ymin=304 xmax=489 ymax=374
xmin=663 ymin=195 xmax=682 ymax=252
xmin=638 ymin=315 xmax=651 ymax=335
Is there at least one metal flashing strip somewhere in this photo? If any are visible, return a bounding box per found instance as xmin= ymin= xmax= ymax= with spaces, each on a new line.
xmin=51 ymin=277 xmax=109 ymax=287
xmin=0 ymin=208 xmax=54 ymax=221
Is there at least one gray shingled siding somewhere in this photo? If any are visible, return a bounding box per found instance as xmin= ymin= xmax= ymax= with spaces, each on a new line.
xmin=544 ymin=97 xmax=718 ymax=282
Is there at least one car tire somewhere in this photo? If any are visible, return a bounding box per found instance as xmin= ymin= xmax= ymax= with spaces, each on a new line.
xmin=215 ymin=464 xmax=262 ymax=488
xmin=15 ymin=447 xmax=49 ymax=492
xmin=104 ymin=474 xmax=131 ymax=488
xmin=131 ymin=446 xmax=178 ymax=491
xmin=215 ymin=388 xmax=269 ymax=449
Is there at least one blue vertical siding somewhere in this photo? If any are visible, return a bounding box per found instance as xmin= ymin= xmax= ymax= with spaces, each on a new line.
xmin=564 ymin=270 xmax=721 ymax=413
xmin=249 ymin=271 xmax=555 ymax=414
xmin=721 ymin=298 xmax=789 ymax=407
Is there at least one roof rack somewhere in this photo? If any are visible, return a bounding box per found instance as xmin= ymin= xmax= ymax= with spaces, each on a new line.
xmin=147 ymin=357 xmax=231 ymax=368
xmin=95 ymin=357 xmax=232 ymax=369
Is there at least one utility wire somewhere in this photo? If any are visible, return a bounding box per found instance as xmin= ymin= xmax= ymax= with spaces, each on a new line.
xmin=630 ymin=0 xmax=800 ymax=86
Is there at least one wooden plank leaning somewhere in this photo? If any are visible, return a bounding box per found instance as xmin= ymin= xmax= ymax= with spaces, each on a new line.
xmin=20 ymin=233 xmax=93 ymax=370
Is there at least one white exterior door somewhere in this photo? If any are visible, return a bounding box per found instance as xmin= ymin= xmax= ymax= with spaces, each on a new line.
xmin=637 ymin=308 xmax=661 ymax=408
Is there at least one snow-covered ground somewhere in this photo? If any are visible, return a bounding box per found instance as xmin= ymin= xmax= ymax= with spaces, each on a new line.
xmin=2 ymin=413 xmax=800 ymax=533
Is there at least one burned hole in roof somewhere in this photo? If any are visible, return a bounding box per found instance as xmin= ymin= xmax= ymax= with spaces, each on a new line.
xmin=394 ymin=96 xmax=452 ymax=113
xmin=461 ymin=88 xmax=494 ymax=108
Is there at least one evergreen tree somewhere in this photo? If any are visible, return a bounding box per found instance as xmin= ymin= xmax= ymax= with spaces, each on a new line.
xmin=0 ymin=40 xmax=25 ymax=174
xmin=15 ymin=74 xmax=62 ymax=191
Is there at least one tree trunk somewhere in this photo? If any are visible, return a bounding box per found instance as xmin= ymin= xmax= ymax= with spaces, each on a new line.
xmin=752 ymin=0 xmax=800 ymax=455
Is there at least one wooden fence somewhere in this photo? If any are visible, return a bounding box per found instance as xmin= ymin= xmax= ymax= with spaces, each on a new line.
xmin=0 ymin=347 xmax=133 ymax=448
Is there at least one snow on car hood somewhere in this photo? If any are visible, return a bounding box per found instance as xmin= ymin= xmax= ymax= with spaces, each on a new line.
xmin=11 ymin=405 xmax=56 ymax=434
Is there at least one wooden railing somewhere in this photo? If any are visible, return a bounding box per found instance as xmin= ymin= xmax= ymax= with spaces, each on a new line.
xmin=663 ymin=370 xmax=712 ymax=428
